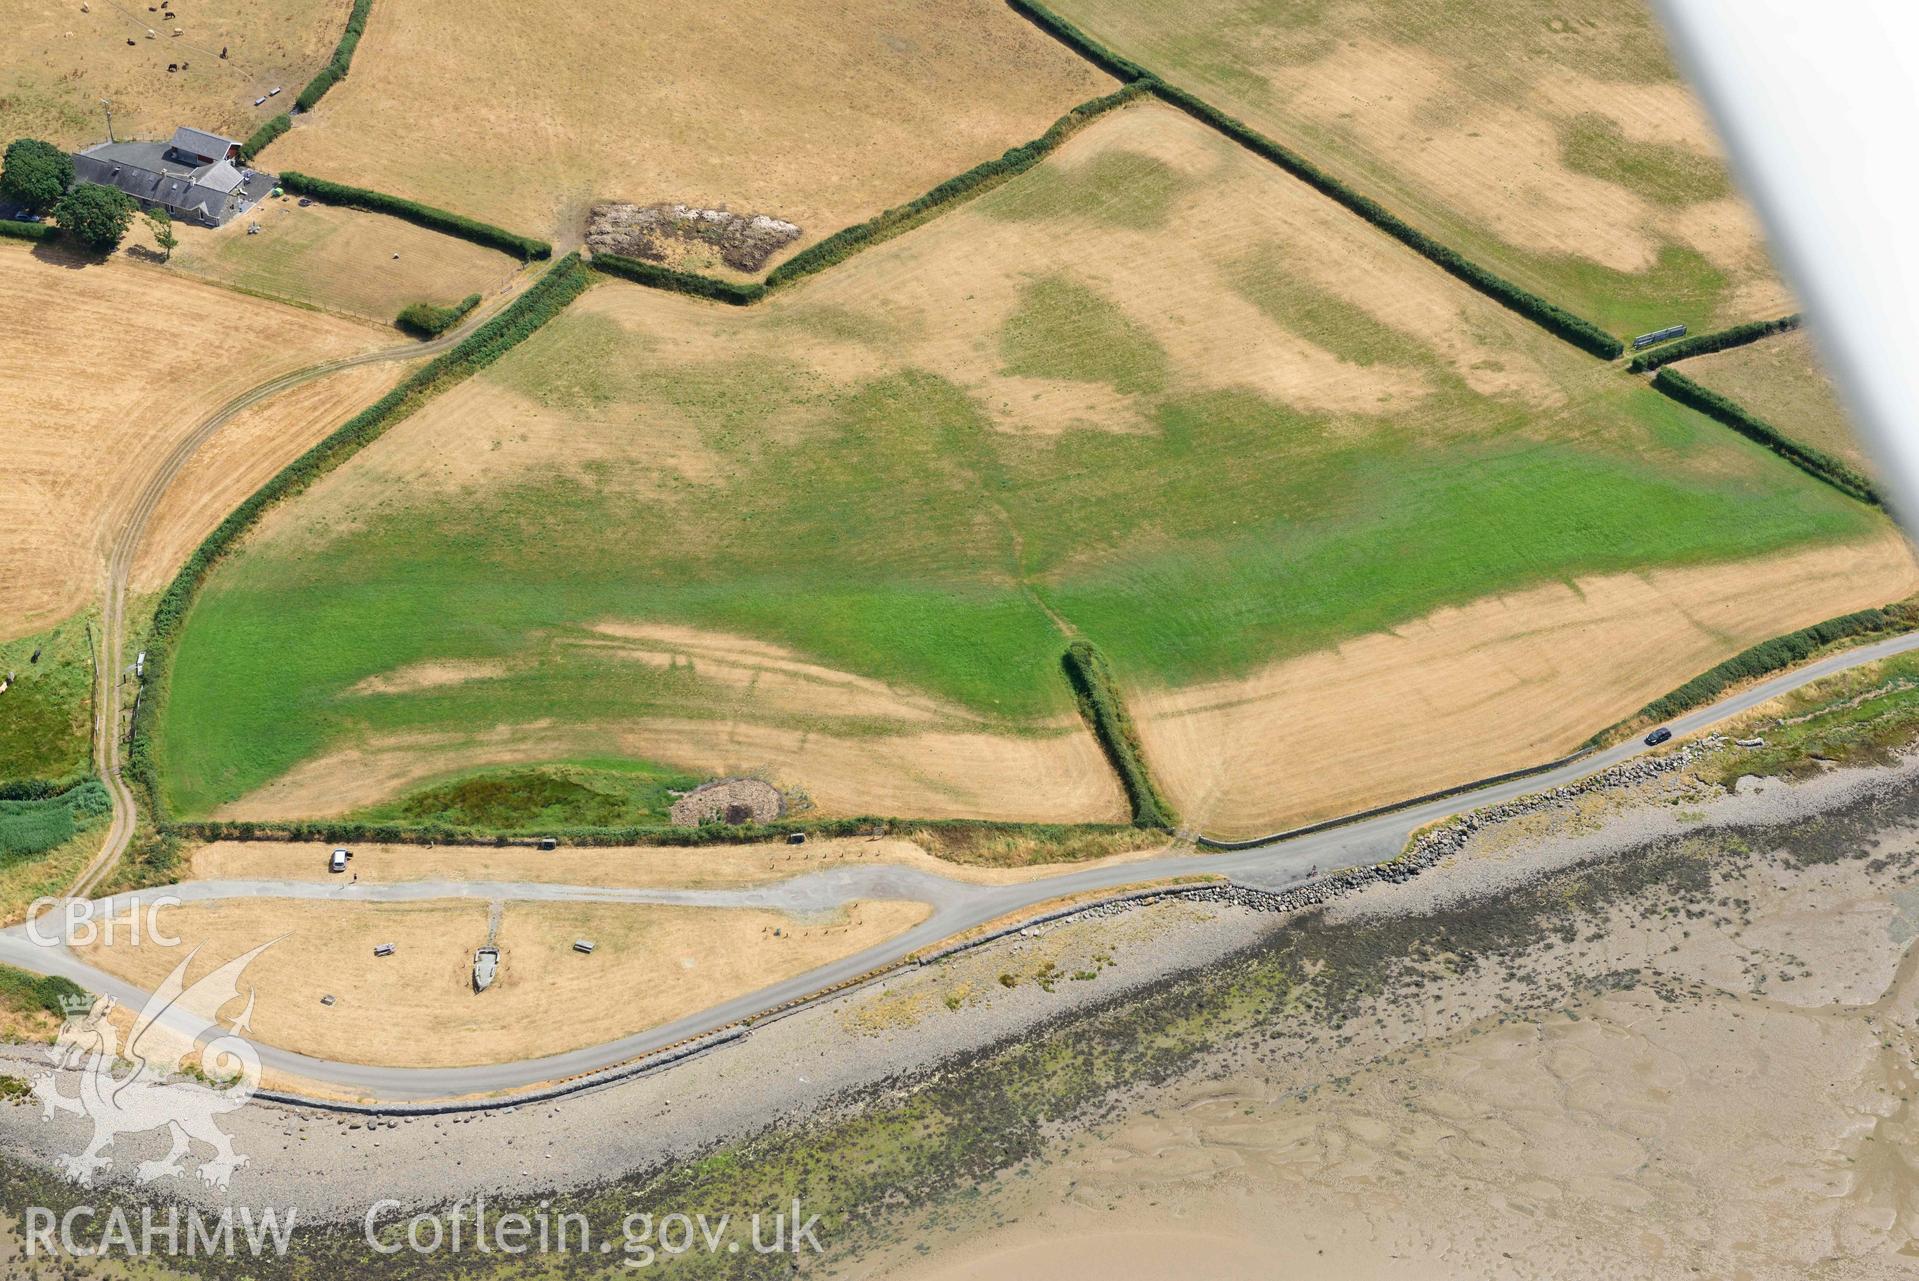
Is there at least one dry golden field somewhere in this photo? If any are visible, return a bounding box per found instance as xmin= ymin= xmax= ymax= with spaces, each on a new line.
xmin=1135 ymin=533 xmax=1919 ymax=839
xmin=76 ymin=896 xmax=932 ymax=1066
xmin=0 ymin=244 xmax=392 ymax=640
xmin=1682 ymin=330 xmax=1872 ymax=476
xmin=0 ymin=0 xmax=341 ymax=149
xmin=266 ymin=0 xmax=1115 ymax=250
xmin=1047 ymin=0 xmax=1787 ymax=336
xmin=160 ymin=198 xmax=523 ymax=326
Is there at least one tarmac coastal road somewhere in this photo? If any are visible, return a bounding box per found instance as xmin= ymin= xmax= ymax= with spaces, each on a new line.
xmin=12 ymin=625 xmax=1919 ymax=1102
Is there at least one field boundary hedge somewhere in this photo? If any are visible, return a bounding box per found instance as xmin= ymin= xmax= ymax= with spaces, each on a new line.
xmin=165 ymin=814 xmax=1142 ymax=849
xmin=1061 ymin=640 xmax=1176 ymax=829
xmin=0 ymin=221 xmax=55 ymax=243
xmin=1003 ymin=0 xmax=1623 ymax=359
xmin=132 ymin=254 xmax=594 ymax=822
xmin=278 ymin=172 xmax=551 ymax=260
xmin=1651 ymin=366 xmax=1881 ymax=505
xmin=0 ymin=775 xmax=94 ymax=802
xmin=295 ymin=0 xmax=373 ymax=113
xmin=1628 ymin=313 xmax=1801 ymax=372
xmin=238 ymin=113 xmax=290 ymax=164
xmin=1598 ymin=602 xmax=1915 ymax=737
xmin=765 ymin=82 xmax=1149 ymax=289
xmin=589 ymin=254 xmax=765 ymax=305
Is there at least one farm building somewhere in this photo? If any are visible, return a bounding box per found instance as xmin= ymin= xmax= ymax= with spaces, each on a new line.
xmin=70 ymin=126 xmax=273 ymax=227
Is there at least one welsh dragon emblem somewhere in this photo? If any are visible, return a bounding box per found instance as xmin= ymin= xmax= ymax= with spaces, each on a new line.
xmin=31 ymin=940 xmax=278 ymax=1190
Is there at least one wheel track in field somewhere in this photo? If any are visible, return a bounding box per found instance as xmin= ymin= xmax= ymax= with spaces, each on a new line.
xmin=65 ymin=280 xmax=532 ymax=902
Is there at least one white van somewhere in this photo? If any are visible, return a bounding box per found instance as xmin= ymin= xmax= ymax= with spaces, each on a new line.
xmin=329 ymin=849 xmax=350 ymax=873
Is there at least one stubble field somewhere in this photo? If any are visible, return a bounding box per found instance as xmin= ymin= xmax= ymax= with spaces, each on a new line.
xmin=0 ymin=244 xmax=393 ymax=641
xmin=155 ymin=102 xmax=1908 ymax=834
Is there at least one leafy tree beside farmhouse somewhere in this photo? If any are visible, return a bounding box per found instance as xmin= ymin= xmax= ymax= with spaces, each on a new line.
xmin=0 ymin=138 xmax=73 ymax=215
xmin=143 ymin=207 xmax=178 ymax=261
xmin=52 ymin=182 xmax=136 ymax=252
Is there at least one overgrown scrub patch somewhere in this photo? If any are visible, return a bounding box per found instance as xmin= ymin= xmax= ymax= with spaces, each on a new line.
xmin=1703 ymin=651 xmax=1919 ymax=786
xmin=358 ymin=761 xmax=702 ymax=831
xmin=277 ymin=172 xmax=551 ymax=260
xmin=0 ymin=965 xmax=88 ymax=1022
xmin=395 ymin=292 xmax=481 ymax=338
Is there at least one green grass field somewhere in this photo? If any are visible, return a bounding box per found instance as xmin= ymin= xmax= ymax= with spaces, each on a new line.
xmin=0 ymin=620 xmax=94 ymax=783
xmin=1043 ymin=0 xmax=1774 ymax=336
xmin=156 ymin=104 xmax=1888 ymax=819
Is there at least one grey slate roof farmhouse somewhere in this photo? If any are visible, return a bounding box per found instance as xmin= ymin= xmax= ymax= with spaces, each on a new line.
xmin=70 ymin=126 xmax=273 ymax=227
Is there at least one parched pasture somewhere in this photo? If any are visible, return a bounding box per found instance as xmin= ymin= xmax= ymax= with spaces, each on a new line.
xmin=75 ymin=896 xmax=932 ymax=1067
xmin=1043 ymin=0 xmax=1789 ymax=338
xmin=157 ymin=102 xmax=1906 ymax=832
xmin=1680 ymin=329 xmax=1874 ymax=479
xmin=266 ymin=0 xmax=1115 ymax=254
xmin=161 ymin=198 xmax=522 ymax=327
xmin=0 ymin=244 xmax=392 ymax=641
xmin=0 ymin=0 xmax=339 ymax=149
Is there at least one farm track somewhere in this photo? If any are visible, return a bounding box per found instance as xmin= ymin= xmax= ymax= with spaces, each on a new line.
xmin=65 ymin=277 xmax=536 ymax=902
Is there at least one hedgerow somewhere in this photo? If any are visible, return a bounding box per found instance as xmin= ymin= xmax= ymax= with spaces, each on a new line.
xmin=131 ymin=254 xmax=593 ymax=821
xmin=0 ymin=220 xmax=54 ymax=242
xmin=277 ymin=172 xmax=551 ymax=260
xmin=1005 ymin=0 xmax=1151 ymax=81
xmin=165 ymin=814 xmax=1141 ymax=850
xmin=0 ymin=775 xmax=93 ymax=802
xmin=1005 ymin=0 xmax=1622 ymax=359
xmin=589 ymin=253 xmax=765 ymax=305
xmin=395 ymin=292 xmax=481 ymax=338
xmin=1615 ymin=605 xmax=1911 ymax=731
xmin=766 ymin=82 xmax=1150 ymax=289
xmin=1061 ymin=640 xmax=1175 ymax=829
xmin=238 ymin=113 xmax=290 ymax=163
xmin=1652 ymin=366 xmax=1880 ymax=505
xmin=1627 ymin=313 xmax=1801 ymax=372
xmin=294 ymin=0 xmax=373 ymax=112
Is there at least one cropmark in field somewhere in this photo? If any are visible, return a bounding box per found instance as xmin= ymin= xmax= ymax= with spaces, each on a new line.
xmin=157 ymin=102 xmax=1914 ymax=836
xmin=266 ymin=0 xmax=1115 ymax=255
xmin=1042 ymin=0 xmax=1788 ymax=339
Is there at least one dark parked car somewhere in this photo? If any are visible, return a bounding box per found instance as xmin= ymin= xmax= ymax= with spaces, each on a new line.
xmin=1644 ymin=727 xmax=1673 ymax=747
